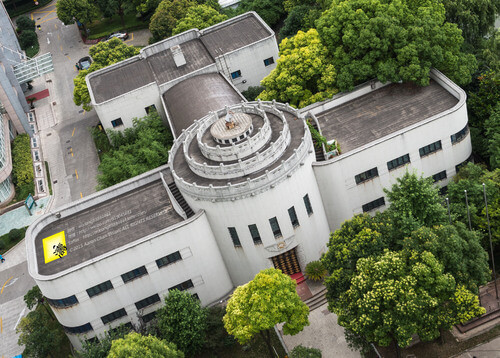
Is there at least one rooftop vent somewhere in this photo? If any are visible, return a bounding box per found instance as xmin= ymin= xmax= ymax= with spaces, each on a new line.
xmin=171 ymin=45 xmax=186 ymax=67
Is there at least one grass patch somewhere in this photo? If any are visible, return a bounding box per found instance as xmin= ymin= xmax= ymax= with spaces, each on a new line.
xmin=196 ymin=329 xmax=287 ymax=358
xmin=44 ymin=161 xmax=52 ymax=195
xmin=87 ymin=12 xmax=149 ymax=39
xmin=0 ymin=226 xmax=28 ymax=253
xmin=25 ymin=42 xmax=39 ymax=58
xmin=5 ymin=0 xmax=52 ymax=18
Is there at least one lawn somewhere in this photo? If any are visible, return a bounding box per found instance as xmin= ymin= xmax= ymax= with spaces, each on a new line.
xmin=86 ymin=12 xmax=149 ymax=39
xmin=0 ymin=226 xmax=27 ymax=253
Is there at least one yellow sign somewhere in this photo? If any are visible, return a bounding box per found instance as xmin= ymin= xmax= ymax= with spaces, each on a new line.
xmin=43 ymin=231 xmax=67 ymax=263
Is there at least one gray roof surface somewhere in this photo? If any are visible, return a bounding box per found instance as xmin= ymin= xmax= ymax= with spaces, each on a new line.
xmin=315 ymin=81 xmax=458 ymax=153
xmin=35 ymin=180 xmax=183 ymax=275
xmin=147 ymin=39 xmax=214 ymax=85
xmin=89 ymin=59 xmax=155 ymax=103
xmin=201 ymin=15 xmax=271 ymax=58
xmin=164 ymin=73 xmax=244 ymax=137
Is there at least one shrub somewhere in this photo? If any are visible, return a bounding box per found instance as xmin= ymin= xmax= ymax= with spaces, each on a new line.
xmin=304 ymin=260 xmax=327 ymax=281
xmin=8 ymin=227 xmax=26 ymax=243
xmin=18 ymin=30 xmax=38 ymax=50
xmin=241 ymin=86 xmax=265 ymax=101
xmin=16 ymin=15 xmax=36 ymax=32
xmin=290 ymin=344 xmax=322 ymax=358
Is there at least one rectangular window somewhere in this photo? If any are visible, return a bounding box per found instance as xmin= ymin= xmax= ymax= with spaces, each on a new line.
xmin=303 ymin=194 xmax=313 ymax=215
xmin=101 ymin=308 xmax=127 ymax=325
xmin=230 ymin=70 xmax=241 ymax=79
xmin=387 ymin=154 xmax=410 ymax=171
xmin=439 ymin=186 xmax=448 ymax=196
xmin=63 ymin=323 xmax=93 ymax=334
xmin=46 ymin=295 xmax=78 ymax=308
xmin=248 ymin=224 xmax=262 ymax=245
xmin=451 ymin=125 xmax=469 ymax=144
xmin=169 ymin=279 xmax=194 ymax=292
xmin=355 ymin=167 xmax=379 ymax=184
xmin=121 ymin=266 xmax=148 ymax=283
xmin=108 ymin=322 xmax=133 ymax=335
xmin=419 ymin=140 xmax=442 ymax=157
xmin=142 ymin=311 xmax=157 ymax=323
xmin=156 ymin=251 xmax=182 ymax=268
xmin=228 ymin=227 xmax=241 ymax=247
xmin=362 ymin=197 xmax=385 ymax=212
xmin=135 ymin=294 xmax=161 ymax=310
xmin=145 ymin=104 xmax=157 ymax=114
xmin=263 ymin=57 xmax=274 ymax=66
xmin=111 ymin=118 xmax=123 ymax=127
xmin=432 ymin=170 xmax=447 ymax=183
xmin=288 ymin=206 xmax=300 ymax=228
xmin=269 ymin=217 xmax=282 ymax=238
xmin=87 ymin=280 xmax=113 ymax=298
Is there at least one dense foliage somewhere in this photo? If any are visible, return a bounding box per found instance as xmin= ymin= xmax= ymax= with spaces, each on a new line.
xmin=56 ymin=0 xmax=97 ymax=34
xmin=149 ymin=0 xmax=195 ymax=41
xmin=224 ymin=268 xmax=309 ymax=358
xmin=156 ymin=290 xmax=207 ymax=356
xmin=172 ymin=4 xmax=227 ymax=35
xmin=107 ymin=332 xmax=184 ymax=358
xmin=11 ymin=133 xmax=34 ymax=200
xmin=97 ymin=111 xmax=172 ymax=189
xmin=316 ymin=0 xmax=476 ymax=91
xmin=79 ymin=324 xmax=131 ymax=358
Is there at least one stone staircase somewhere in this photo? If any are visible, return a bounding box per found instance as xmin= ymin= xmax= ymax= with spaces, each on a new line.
xmin=308 ymin=121 xmax=325 ymax=162
xmin=304 ymin=285 xmax=328 ymax=311
xmin=167 ymin=181 xmax=195 ymax=218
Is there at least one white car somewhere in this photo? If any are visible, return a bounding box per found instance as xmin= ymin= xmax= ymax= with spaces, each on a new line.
xmin=107 ymin=32 xmax=129 ymax=41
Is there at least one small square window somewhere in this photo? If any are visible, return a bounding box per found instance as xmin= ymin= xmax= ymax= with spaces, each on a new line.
xmin=111 ymin=118 xmax=123 ymax=127
xmin=264 ymin=57 xmax=274 ymax=66
xmin=231 ymin=70 xmax=242 ymax=79
xmin=145 ymin=104 xmax=157 ymax=114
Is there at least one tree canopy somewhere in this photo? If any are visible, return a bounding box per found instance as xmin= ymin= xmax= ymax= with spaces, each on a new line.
xmin=149 ymin=0 xmax=195 ymax=41
xmin=97 ymin=111 xmax=172 ymax=189
xmin=334 ymin=250 xmax=484 ymax=354
xmin=384 ymin=171 xmax=448 ymax=241
xmin=316 ymin=0 xmax=477 ymax=91
xmin=259 ymin=29 xmax=338 ymax=108
xmin=238 ymin=0 xmax=286 ymax=27
xmin=224 ymin=268 xmax=309 ymax=358
xmin=156 ymin=290 xmax=207 ymax=356
xmin=107 ymin=332 xmax=184 ymax=358
xmin=56 ymin=0 xmax=97 ymax=33
xmin=73 ymin=38 xmax=140 ymax=111
xmin=172 ymin=4 xmax=227 ymax=35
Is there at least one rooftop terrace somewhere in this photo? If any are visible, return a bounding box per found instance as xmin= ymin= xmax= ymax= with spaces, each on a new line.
xmin=34 ymin=179 xmax=183 ymax=276
xmin=314 ymin=81 xmax=459 ymax=153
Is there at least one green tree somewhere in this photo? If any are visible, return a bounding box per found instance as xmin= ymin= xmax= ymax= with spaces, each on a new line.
xmin=92 ymin=0 xmax=135 ymax=27
xmin=223 ymin=268 xmax=309 ymax=358
xmin=259 ymin=29 xmax=338 ymax=108
xmin=16 ymin=15 xmax=36 ymax=32
xmin=280 ymin=5 xmax=315 ymax=39
xmin=403 ymin=224 xmax=490 ymax=292
xmin=334 ymin=250 xmax=484 ymax=357
xmin=149 ymin=0 xmax=195 ymax=41
xmin=203 ymin=306 xmax=235 ymax=353
xmin=97 ymin=112 xmax=172 ymax=188
xmin=172 ymin=4 xmax=227 ymax=35
xmin=441 ymin=0 xmax=499 ymax=48
xmin=238 ymin=0 xmax=286 ymax=27
xmin=17 ymin=306 xmax=66 ymax=358
xmin=384 ymin=171 xmax=448 ymax=241
xmin=79 ymin=324 xmax=131 ymax=358
xmin=316 ymin=0 xmax=477 ymax=91
xmin=18 ymin=30 xmax=38 ymax=50
xmin=73 ymin=38 xmax=140 ymax=110
xmin=290 ymin=344 xmax=322 ymax=358
xmin=322 ymin=213 xmax=390 ymax=305
xmin=486 ymin=104 xmax=500 ymax=169
xmin=156 ymin=290 xmax=207 ymax=356
xmin=107 ymin=332 xmax=184 ymax=358
xmin=56 ymin=0 xmax=97 ymax=35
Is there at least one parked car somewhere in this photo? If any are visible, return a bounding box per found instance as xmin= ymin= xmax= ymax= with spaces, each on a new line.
xmin=107 ymin=32 xmax=129 ymax=41
xmin=76 ymin=56 xmax=92 ymax=70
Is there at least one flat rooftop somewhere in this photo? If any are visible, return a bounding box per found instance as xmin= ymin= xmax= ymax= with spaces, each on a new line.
xmin=34 ymin=180 xmax=183 ymax=276
xmin=315 ymin=81 xmax=459 ymax=153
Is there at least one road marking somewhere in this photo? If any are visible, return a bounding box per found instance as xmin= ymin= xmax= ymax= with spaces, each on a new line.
xmin=125 ymin=33 xmax=134 ymax=42
xmin=75 ymin=169 xmax=79 ymax=179
xmin=60 ymin=45 xmax=63 ymax=52
xmin=36 ymin=16 xmax=57 ymax=25
xmin=47 ymin=37 xmax=50 ymax=45
xmin=1 ymin=276 xmax=13 ymax=294
xmin=72 ymin=127 xmax=76 ymax=136
xmin=14 ymin=308 xmax=26 ymax=331
xmin=1 ymin=316 xmax=2 ymax=333
xmin=57 ymin=34 xmax=60 ymax=40
xmin=54 ymin=23 xmax=57 ymax=29
xmin=80 ymin=192 xmax=83 ymax=198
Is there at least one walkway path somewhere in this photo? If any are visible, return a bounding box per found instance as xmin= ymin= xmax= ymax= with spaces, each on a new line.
xmin=0 ymin=196 xmax=51 ymax=236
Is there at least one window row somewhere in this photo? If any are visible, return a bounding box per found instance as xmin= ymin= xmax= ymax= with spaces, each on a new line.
xmin=46 ymin=295 xmax=78 ymax=308
xmin=451 ymin=125 xmax=469 ymax=144
xmin=432 ymin=170 xmax=447 ymax=183
xmin=229 ymin=195 xmax=313 ymax=248
xmin=230 ymin=57 xmax=275 ymax=80
xmin=63 ymin=322 xmax=93 ymax=334
xmin=362 ymin=197 xmax=385 ymax=213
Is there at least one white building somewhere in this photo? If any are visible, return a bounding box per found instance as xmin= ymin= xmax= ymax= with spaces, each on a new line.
xmin=26 ymin=12 xmax=471 ymax=350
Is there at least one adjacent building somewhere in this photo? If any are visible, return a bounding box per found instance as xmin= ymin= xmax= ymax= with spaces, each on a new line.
xmin=26 ymin=11 xmax=472 ymax=350
xmin=0 ymin=1 xmax=34 ymax=204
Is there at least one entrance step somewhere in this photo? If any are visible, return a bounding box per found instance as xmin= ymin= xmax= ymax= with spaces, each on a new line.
xmin=290 ymin=272 xmax=306 ymax=285
xmin=304 ymin=285 xmax=328 ymax=311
